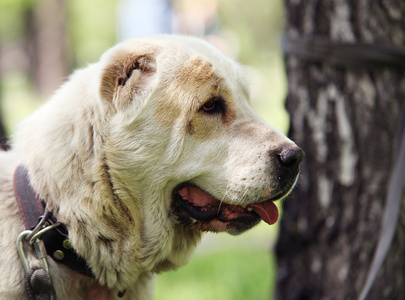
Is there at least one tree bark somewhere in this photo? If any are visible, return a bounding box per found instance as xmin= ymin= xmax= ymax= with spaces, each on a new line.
xmin=24 ymin=0 xmax=70 ymax=97
xmin=0 ymin=38 xmax=9 ymax=151
xmin=276 ymin=1 xmax=405 ymax=299
xmin=0 ymin=94 xmax=8 ymax=150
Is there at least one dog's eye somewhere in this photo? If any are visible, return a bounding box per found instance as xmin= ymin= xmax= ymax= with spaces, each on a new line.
xmin=201 ymin=97 xmax=224 ymax=115
xmin=202 ymin=99 xmax=216 ymax=112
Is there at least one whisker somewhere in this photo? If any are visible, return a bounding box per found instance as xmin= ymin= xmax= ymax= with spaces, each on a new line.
xmin=238 ymin=183 xmax=251 ymax=205
xmin=218 ymin=184 xmax=231 ymax=214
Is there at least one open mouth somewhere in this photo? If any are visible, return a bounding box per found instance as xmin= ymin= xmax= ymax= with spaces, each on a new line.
xmin=172 ymin=183 xmax=285 ymax=234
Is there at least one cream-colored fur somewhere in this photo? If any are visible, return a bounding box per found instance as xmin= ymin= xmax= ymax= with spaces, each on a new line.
xmin=0 ymin=35 xmax=301 ymax=299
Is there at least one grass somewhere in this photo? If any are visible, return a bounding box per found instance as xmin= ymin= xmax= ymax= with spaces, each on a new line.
xmin=155 ymin=248 xmax=276 ymax=300
xmin=155 ymin=222 xmax=278 ymax=300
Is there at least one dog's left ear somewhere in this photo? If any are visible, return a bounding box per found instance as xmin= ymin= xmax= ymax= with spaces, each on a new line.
xmin=100 ymin=53 xmax=157 ymax=109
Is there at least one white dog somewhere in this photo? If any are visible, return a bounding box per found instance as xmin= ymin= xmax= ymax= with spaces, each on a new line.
xmin=0 ymin=35 xmax=303 ymax=299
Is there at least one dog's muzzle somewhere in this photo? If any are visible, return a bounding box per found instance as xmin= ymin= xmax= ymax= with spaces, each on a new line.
xmin=171 ymin=145 xmax=304 ymax=234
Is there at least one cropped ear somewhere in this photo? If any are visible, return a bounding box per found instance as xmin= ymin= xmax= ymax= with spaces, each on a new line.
xmin=100 ymin=52 xmax=156 ymax=109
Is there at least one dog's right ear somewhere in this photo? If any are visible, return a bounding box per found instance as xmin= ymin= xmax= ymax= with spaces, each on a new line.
xmin=100 ymin=52 xmax=156 ymax=110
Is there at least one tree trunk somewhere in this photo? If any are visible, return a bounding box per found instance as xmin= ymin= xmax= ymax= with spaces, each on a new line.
xmin=275 ymin=1 xmax=405 ymax=299
xmin=0 ymin=38 xmax=9 ymax=151
xmin=24 ymin=0 xmax=70 ymax=98
xmin=0 ymin=93 xmax=8 ymax=150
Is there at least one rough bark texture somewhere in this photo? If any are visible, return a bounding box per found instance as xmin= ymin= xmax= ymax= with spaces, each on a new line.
xmin=276 ymin=1 xmax=405 ymax=299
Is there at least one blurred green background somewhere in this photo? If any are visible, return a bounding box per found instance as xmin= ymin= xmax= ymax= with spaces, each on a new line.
xmin=0 ymin=1 xmax=287 ymax=299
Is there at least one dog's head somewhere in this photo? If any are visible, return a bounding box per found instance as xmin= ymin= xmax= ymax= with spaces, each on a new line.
xmin=99 ymin=36 xmax=304 ymax=237
xmin=15 ymin=35 xmax=304 ymax=289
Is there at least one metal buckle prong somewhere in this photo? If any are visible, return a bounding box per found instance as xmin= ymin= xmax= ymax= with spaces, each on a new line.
xmin=29 ymin=222 xmax=61 ymax=246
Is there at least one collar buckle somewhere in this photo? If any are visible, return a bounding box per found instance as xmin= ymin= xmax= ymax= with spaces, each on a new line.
xmin=17 ymin=218 xmax=59 ymax=299
xmin=17 ymin=210 xmax=61 ymax=273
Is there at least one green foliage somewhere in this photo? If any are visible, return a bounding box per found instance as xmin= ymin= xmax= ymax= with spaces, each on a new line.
xmin=67 ymin=0 xmax=120 ymax=67
xmin=217 ymin=0 xmax=289 ymax=131
xmin=0 ymin=2 xmax=25 ymax=42
xmin=1 ymin=74 xmax=41 ymax=133
xmin=0 ymin=0 xmax=38 ymax=9
xmin=218 ymin=0 xmax=285 ymax=66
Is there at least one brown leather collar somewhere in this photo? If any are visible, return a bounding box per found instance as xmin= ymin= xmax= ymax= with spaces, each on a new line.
xmin=14 ymin=165 xmax=94 ymax=278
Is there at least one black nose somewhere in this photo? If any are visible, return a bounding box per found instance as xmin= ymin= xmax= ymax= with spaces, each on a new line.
xmin=278 ymin=147 xmax=305 ymax=169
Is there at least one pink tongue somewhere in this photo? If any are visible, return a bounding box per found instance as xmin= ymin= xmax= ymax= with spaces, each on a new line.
xmin=178 ymin=186 xmax=279 ymax=225
xmin=178 ymin=187 xmax=215 ymax=206
xmin=249 ymin=201 xmax=279 ymax=225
